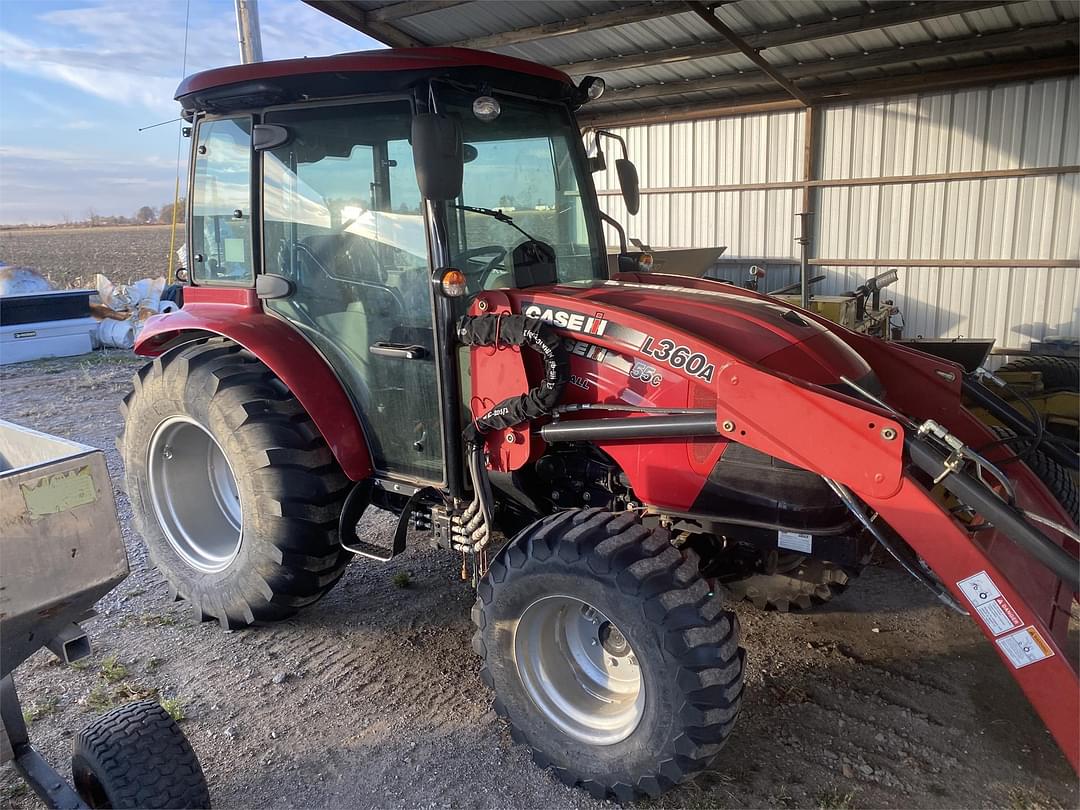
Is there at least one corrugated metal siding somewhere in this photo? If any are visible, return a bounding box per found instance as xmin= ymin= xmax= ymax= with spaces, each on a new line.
xmin=595 ymin=109 xmax=805 ymax=256
xmin=596 ymin=76 xmax=1079 ymax=351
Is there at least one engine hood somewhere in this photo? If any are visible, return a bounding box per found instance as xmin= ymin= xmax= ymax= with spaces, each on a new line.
xmin=514 ymin=279 xmax=873 ymax=387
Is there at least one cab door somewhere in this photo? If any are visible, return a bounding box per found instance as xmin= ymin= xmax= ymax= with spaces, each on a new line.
xmin=259 ymin=100 xmax=444 ymax=483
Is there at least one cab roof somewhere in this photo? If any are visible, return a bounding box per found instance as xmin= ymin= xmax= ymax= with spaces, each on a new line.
xmin=175 ymin=46 xmax=574 ymax=102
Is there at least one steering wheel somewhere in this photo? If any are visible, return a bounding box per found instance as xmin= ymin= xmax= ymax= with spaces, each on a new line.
xmin=454 ymin=245 xmax=508 ymax=290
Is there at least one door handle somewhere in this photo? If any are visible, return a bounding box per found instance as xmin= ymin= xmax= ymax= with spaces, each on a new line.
xmin=370 ymin=342 xmax=428 ymax=360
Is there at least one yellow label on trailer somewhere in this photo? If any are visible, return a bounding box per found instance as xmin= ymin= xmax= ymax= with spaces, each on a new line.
xmin=21 ymin=465 xmax=97 ymax=518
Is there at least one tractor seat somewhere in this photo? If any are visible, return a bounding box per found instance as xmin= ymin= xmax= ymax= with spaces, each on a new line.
xmin=301 ymin=232 xmax=383 ymax=283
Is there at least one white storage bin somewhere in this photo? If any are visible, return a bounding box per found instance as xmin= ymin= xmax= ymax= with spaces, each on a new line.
xmin=0 ymin=317 xmax=97 ymax=365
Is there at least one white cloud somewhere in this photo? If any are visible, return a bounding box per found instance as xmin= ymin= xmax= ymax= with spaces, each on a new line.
xmin=0 ymin=29 xmax=182 ymax=113
xmin=0 ymin=0 xmax=383 ymax=223
xmin=1 ymin=0 xmax=380 ymax=114
xmin=0 ymin=144 xmax=86 ymax=163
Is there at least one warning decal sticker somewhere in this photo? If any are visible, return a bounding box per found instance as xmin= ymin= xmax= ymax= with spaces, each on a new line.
xmin=777 ymin=531 xmax=813 ymax=554
xmin=996 ymin=626 xmax=1055 ymax=669
xmin=956 ymin=571 xmax=1024 ymax=636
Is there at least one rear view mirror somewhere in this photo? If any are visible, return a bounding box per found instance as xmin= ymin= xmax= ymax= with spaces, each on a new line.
xmin=591 ymin=130 xmax=640 ymax=216
xmin=412 ymin=113 xmax=463 ymax=201
xmin=253 ymin=124 xmax=289 ymax=151
xmin=615 ymin=158 xmax=640 ymax=216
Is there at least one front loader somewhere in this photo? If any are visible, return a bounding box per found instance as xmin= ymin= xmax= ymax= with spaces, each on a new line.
xmin=119 ymin=47 xmax=1078 ymax=800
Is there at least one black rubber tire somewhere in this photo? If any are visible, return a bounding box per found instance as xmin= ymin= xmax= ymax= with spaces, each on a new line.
xmin=991 ymin=427 xmax=1078 ymax=524
xmin=119 ymin=338 xmax=352 ymax=628
xmin=726 ymin=554 xmax=864 ymax=612
xmin=472 ymin=508 xmax=745 ymax=801
xmin=998 ymin=356 xmax=1079 ymax=392
xmin=72 ymin=700 xmax=210 ymax=809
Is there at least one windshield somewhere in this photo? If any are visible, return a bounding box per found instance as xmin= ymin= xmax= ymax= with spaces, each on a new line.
xmin=442 ymin=93 xmax=606 ymax=289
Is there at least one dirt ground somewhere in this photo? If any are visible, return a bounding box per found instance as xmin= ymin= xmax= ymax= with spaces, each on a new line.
xmin=1 ymin=350 xmax=1076 ymax=810
xmin=0 ymin=225 xmax=174 ymax=290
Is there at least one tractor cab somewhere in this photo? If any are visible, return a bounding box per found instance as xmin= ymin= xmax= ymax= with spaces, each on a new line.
xmin=178 ymin=48 xmax=617 ymax=485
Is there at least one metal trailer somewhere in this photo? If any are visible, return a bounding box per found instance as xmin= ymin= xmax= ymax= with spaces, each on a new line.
xmin=0 ymin=420 xmax=209 ymax=809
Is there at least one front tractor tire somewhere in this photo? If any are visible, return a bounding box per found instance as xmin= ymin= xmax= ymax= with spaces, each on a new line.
xmin=119 ymin=338 xmax=352 ymax=628
xmin=472 ymin=509 xmax=745 ymax=801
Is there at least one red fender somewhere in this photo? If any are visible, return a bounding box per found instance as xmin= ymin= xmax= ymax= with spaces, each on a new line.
xmin=135 ymin=287 xmax=373 ymax=481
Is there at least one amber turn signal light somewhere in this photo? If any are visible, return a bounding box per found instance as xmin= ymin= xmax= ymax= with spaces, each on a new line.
xmin=440 ymin=269 xmax=467 ymax=297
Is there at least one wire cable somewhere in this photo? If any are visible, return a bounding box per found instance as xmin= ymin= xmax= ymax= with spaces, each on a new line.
xmin=167 ymin=0 xmax=192 ymax=284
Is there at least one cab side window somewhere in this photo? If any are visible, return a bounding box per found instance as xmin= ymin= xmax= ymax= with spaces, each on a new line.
xmin=191 ymin=117 xmax=254 ymax=285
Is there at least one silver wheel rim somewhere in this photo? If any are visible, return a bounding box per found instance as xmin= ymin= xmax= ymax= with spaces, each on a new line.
xmin=513 ymin=595 xmax=644 ymax=745
xmin=147 ymin=416 xmax=242 ymax=573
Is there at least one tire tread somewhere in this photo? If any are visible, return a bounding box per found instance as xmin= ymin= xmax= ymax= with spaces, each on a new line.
xmin=472 ymin=508 xmax=745 ymax=801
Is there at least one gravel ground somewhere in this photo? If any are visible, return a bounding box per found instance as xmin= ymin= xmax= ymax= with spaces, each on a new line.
xmin=1 ymin=350 xmax=1076 ymax=810
xmin=0 ymin=225 xmax=174 ymax=289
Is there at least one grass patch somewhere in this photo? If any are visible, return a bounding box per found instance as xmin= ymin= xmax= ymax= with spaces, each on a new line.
xmin=119 ymin=613 xmax=178 ymax=628
xmin=22 ymin=695 xmax=58 ymax=724
xmin=78 ymin=350 xmax=140 ymax=368
xmin=139 ymin=613 xmax=177 ymax=627
xmin=84 ymin=683 xmax=114 ymax=712
xmin=1 ymin=779 xmax=29 ymax=803
xmin=392 ymin=571 xmax=412 ymax=588
xmin=1007 ymin=787 xmax=1064 ymax=810
xmin=160 ymin=698 xmax=186 ymax=722
xmin=46 ymin=653 xmax=91 ymax=670
xmin=817 ymin=787 xmax=857 ymax=810
xmin=144 ymin=656 xmax=164 ymax=673
xmin=85 ymin=681 xmax=158 ymax=713
xmin=99 ymin=655 xmax=127 ymax=683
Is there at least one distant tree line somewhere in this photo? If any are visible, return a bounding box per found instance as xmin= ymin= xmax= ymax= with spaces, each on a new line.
xmin=0 ymin=200 xmax=189 ymax=230
xmin=79 ymin=199 xmax=188 ymax=227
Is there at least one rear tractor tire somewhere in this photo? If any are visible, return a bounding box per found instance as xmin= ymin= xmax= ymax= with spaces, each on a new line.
xmin=997 ymin=355 xmax=1079 ymax=392
xmin=990 ymin=426 xmax=1078 ymax=524
xmin=119 ymin=338 xmax=352 ymax=628
xmin=472 ymin=509 xmax=745 ymax=801
xmin=725 ymin=553 xmax=865 ymax=612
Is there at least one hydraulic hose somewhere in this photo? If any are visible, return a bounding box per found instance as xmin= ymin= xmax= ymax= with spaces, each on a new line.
xmin=906 ymin=438 xmax=1079 ymax=590
xmin=456 ymin=314 xmax=569 ymax=444
xmin=962 ymin=374 xmax=1075 ymax=470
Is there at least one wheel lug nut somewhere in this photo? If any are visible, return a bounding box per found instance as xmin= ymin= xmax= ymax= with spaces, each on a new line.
xmin=610 ymin=657 xmax=619 ymax=667
xmin=162 ymin=446 xmax=173 ymax=460
xmin=591 ymin=639 xmax=598 ymax=646
xmin=629 ymin=656 xmax=637 ymax=667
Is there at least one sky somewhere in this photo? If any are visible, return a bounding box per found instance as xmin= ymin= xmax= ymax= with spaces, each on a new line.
xmin=0 ymin=0 xmax=382 ymax=225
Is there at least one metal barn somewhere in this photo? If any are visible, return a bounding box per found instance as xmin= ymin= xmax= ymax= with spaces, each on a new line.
xmin=309 ymin=0 xmax=1080 ymax=352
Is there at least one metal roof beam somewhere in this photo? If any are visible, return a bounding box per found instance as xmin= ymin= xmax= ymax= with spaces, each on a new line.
xmin=446 ymin=1 xmax=690 ymax=50
xmin=557 ymin=0 xmax=1015 ymax=75
xmin=686 ymin=2 xmax=811 ymax=105
xmin=592 ymin=22 xmax=1078 ymax=106
xmin=579 ymin=54 xmax=1076 ymax=126
xmin=815 ymin=54 xmax=1077 ymax=100
xmin=368 ymin=1 xmax=471 ymax=22
xmin=303 ymin=1 xmax=426 ymax=47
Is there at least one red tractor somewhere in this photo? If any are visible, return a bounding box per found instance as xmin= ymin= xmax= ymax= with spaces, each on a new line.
xmin=120 ymin=47 xmax=1078 ymax=799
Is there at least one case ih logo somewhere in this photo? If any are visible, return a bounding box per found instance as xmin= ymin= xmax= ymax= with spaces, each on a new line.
xmin=523 ymin=305 xmax=609 ymax=336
